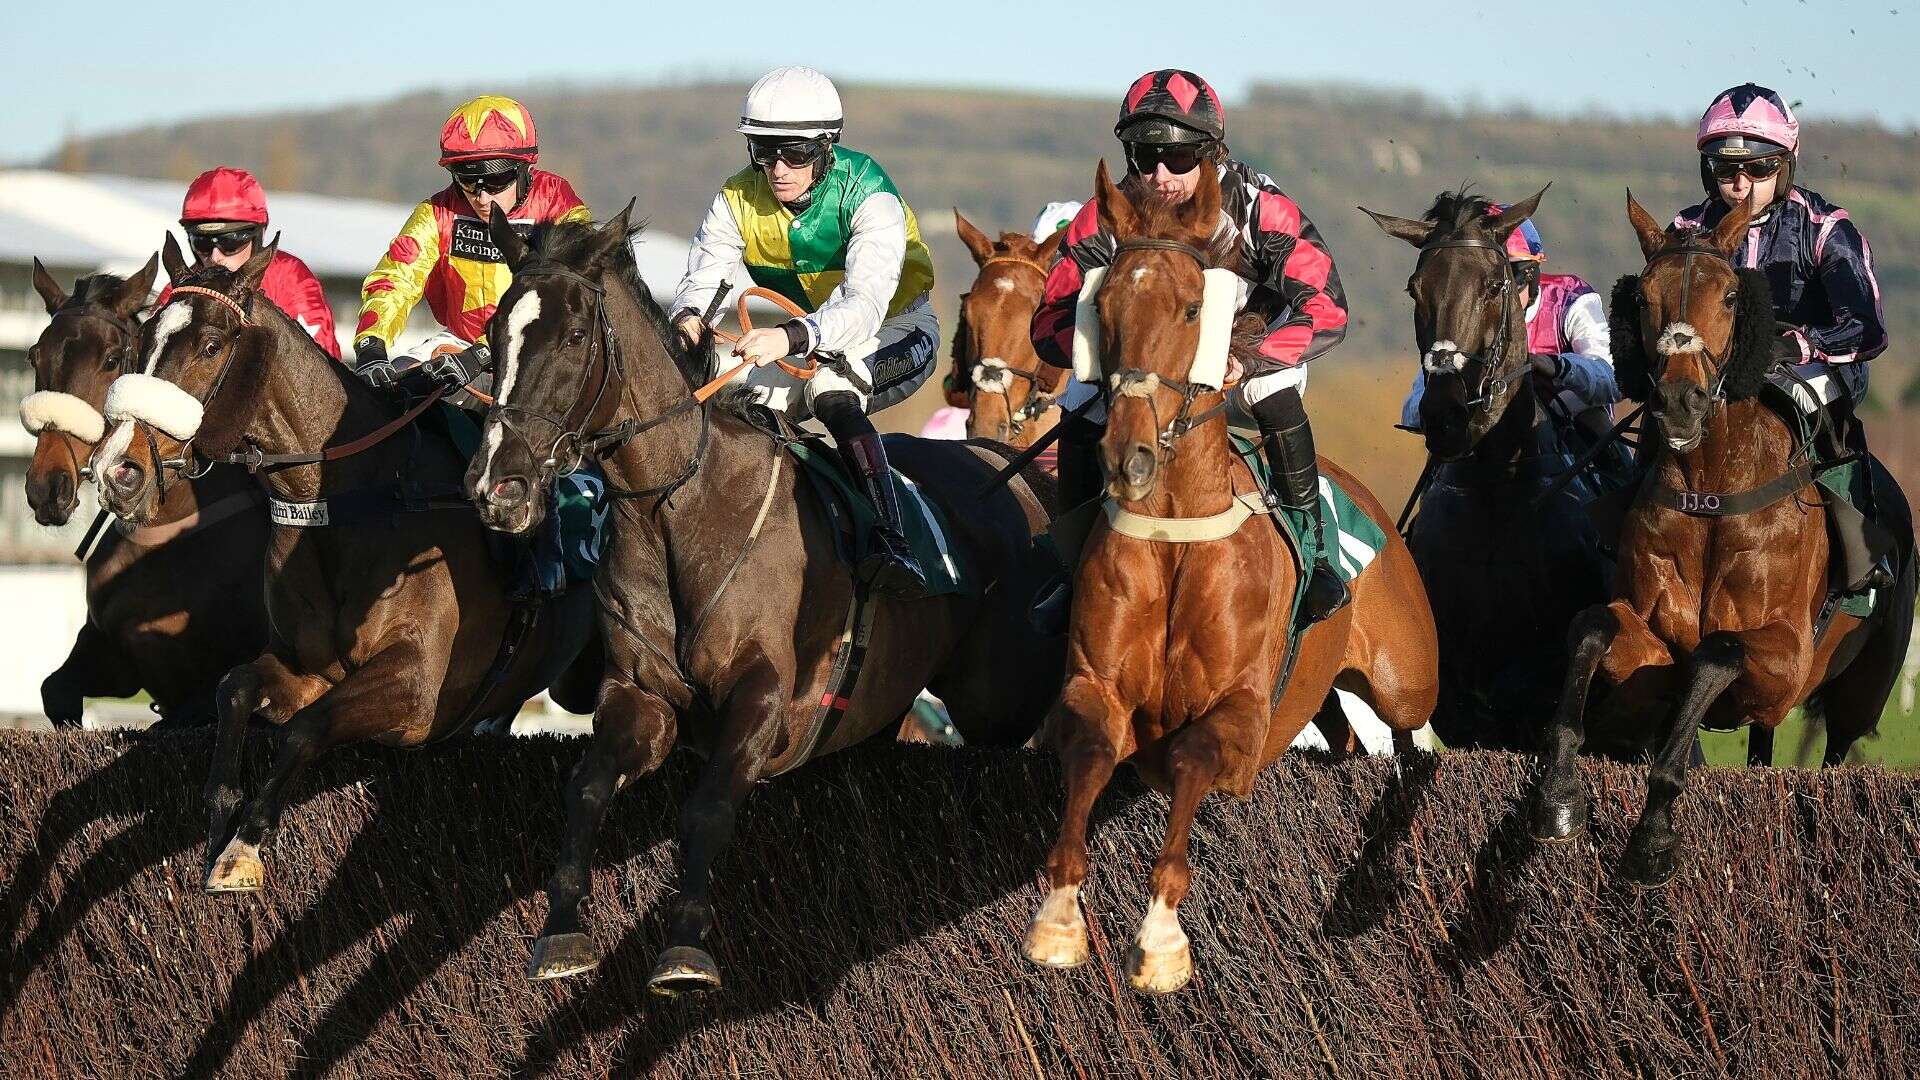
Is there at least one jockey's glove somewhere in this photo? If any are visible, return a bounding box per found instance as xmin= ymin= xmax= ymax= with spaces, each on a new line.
xmin=1528 ymin=352 xmax=1568 ymax=381
xmin=354 ymin=337 xmax=398 ymax=390
xmin=1771 ymin=332 xmax=1805 ymax=365
xmin=424 ymin=343 xmax=491 ymax=389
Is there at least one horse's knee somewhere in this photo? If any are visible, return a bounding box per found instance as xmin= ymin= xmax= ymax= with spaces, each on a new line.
xmin=1692 ymin=632 xmax=1745 ymax=677
xmin=216 ymin=667 xmax=264 ymax=721
xmin=1569 ymin=605 xmax=1621 ymax=657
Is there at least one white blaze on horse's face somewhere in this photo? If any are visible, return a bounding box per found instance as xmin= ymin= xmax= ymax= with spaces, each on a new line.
xmin=993 ymin=277 xmax=1016 ymax=294
xmin=1656 ymin=322 xmax=1703 ymax=356
xmin=143 ymin=302 xmax=191 ymax=374
xmin=480 ymin=290 xmax=544 ymax=473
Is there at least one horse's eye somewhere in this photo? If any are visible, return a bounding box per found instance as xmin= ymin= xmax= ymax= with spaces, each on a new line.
xmin=201 ymin=337 xmax=222 ymax=357
xmin=102 ymin=348 xmax=127 ymax=370
xmin=1486 ymin=277 xmax=1505 ymax=296
xmin=1723 ymin=287 xmax=1738 ymax=307
xmin=1184 ymin=301 xmax=1201 ymax=322
xmin=566 ymin=327 xmax=587 ymax=347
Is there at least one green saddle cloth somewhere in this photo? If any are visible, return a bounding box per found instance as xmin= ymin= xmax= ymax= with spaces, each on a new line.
xmin=1227 ymin=428 xmax=1390 ymax=624
xmin=784 ymin=439 xmax=967 ymax=598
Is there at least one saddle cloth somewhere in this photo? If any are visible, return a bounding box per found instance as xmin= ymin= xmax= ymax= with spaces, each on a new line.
xmin=784 ymin=435 xmax=967 ymax=598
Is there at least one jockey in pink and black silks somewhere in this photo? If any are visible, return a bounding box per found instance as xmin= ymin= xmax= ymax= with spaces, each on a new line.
xmin=1400 ymin=207 xmax=1618 ymax=428
xmin=1030 ymin=68 xmax=1353 ymax=623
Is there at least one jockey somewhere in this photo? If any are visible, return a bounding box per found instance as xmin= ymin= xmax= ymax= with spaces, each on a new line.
xmin=1031 ymin=201 xmax=1082 ymax=243
xmin=1674 ymin=83 xmax=1890 ymax=587
xmin=1031 ymin=68 xmax=1352 ymax=622
xmin=161 ymin=168 xmax=339 ymax=359
xmin=669 ymin=65 xmax=941 ymax=599
xmin=1399 ymin=205 xmax=1617 ymax=428
xmin=352 ymin=95 xmax=593 ymax=390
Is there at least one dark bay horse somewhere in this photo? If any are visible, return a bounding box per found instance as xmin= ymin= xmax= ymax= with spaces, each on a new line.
xmin=1025 ymin=162 xmax=1438 ymax=994
xmin=947 ymin=210 xmax=1067 ymax=450
xmin=1531 ymin=193 xmax=1916 ymax=886
xmin=23 ymin=256 xmax=266 ymax=726
xmin=90 ymin=234 xmax=598 ymax=894
xmin=1361 ymin=189 xmax=1615 ymax=752
xmin=465 ymin=208 xmax=1066 ymax=995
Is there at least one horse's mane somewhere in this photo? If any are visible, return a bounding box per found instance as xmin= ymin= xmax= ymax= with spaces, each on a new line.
xmin=65 ymin=272 xmax=129 ymax=310
xmin=1130 ymin=188 xmax=1242 ymax=272
xmin=1422 ymin=186 xmax=1497 ymax=235
xmin=525 ymin=219 xmax=701 ymax=385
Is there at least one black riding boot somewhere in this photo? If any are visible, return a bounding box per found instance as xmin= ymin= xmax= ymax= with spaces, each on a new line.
xmin=1258 ymin=392 xmax=1349 ymax=623
xmin=1028 ymin=414 xmax=1104 ymax=635
xmin=817 ymin=391 xmax=927 ymax=599
xmin=1828 ymin=397 xmax=1895 ymax=592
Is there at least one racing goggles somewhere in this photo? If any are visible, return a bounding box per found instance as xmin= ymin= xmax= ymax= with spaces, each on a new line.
xmin=188 ymin=228 xmax=261 ymax=257
xmin=1125 ymin=142 xmax=1208 ymax=177
xmin=1709 ymin=156 xmax=1784 ymax=182
xmin=453 ymin=169 xmax=520 ymax=195
xmin=748 ymin=137 xmax=830 ymax=170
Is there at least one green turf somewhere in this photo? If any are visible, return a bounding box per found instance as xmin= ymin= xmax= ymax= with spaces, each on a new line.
xmin=1700 ymin=690 xmax=1920 ymax=769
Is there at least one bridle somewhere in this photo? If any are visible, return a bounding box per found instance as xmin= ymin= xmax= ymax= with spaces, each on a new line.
xmin=963 ymin=255 xmax=1057 ymax=437
xmin=1102 ymin=237 xmax=1232 ymax=461
xmin=487 ymin=265 xmax=708 ymax=506
xmin=1640 ymin=240 xmax=1737 ymax=405
xmin=1412 ymin=233 xmax=1526 ymax=416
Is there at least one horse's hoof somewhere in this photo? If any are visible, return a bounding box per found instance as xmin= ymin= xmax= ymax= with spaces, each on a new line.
xmin=1125 ymin=943 xmax=1192 ymax=996
xmin=1531 ymin=789 xmax=1589 ymax=844
xmin=1621 ymin=840 xmax=1680 ymax=890
xmin=203 ymin=842 xmax=264 ymax=894
xmin=527 ymin=932 xmax=600 ymax=981
xmin=1023 ymin=918 xmax=1090 ymax=969
xmin=648 ymin=946 xmax=722 ymax=998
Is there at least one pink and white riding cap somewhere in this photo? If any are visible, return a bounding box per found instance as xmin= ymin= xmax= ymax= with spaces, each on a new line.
xmin=1697 ymin=83 xmax=1799 ymax=158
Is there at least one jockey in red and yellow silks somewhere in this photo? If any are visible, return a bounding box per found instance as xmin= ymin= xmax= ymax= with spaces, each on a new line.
xmin=353 ymin=96 xmax=592 ymax=362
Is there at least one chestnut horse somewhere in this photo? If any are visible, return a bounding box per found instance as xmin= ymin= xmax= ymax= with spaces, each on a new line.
xmin=1024 ymin=162 xmax=1439 ymax=994
xmin=1531 ymin=194 xmax=1916 ymax=887
xmin=91 ymin=235 xmax=598 ymax=894
xmin=946 ymin=210 xmax=1067 ymax=450
xmin=22 ymin=256 xmax=266 ymax=726
xmin=1361 ymin=189 xmax=1617 ymax=753
xmin=466 ymin=210 xmax=1066 ymax=995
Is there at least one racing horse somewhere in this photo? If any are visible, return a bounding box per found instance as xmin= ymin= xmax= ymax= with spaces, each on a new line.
xmin=22 ymin=256 xmax=266 ymax=726
xmin=1360 ymin=189 xmax=1616 ymax=752
xmin=466 ymin=207 xmax=1066 ymax=994
xmin=945 ymin=210 xmax=1067 ymax=451
xmin=90 ymin=234 xmax=599 ymax=894
xmin=1023 ymin=162 xmax=1439 ymax=994
xmin=1531 ymin=193 xmax=1916 ymax=886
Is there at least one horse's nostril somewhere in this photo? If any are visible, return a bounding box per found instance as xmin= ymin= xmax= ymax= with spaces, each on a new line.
xmin=1123 ymin=446 xmax=1156 ymax=485
xmin=492 ymin=476 xmax=528 ymax=505
xmin=108 ymin=461 xmax=141 ymax=491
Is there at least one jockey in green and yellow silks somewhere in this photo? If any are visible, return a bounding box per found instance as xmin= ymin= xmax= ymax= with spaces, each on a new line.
xmin=670 ymin=66 xmax=941 ymax=599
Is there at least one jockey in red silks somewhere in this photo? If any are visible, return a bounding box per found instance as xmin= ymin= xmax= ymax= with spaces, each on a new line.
xmin=1399 ymin=206 xmax=1619 ymax=428
xmin=1030 ymin=68 xmax=1352 ymax=622
xmin=158 ymin=167 xmax=339 ymax=359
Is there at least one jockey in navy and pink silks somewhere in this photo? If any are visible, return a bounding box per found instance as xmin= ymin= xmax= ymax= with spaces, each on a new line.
xmin=1030 ymin=68 xmax=1353 ymax=622
xmin=1672 ymin=84 xmax=1887 ymax=415
xmin=1399 ymin=207 xmax=1618 ymax=428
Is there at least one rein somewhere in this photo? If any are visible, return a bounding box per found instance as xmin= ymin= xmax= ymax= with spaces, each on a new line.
xmin=1102 ymin=238 xmax=1234 ymax=462
xmin=1641 ymin=241 xmax=1737 ymax=404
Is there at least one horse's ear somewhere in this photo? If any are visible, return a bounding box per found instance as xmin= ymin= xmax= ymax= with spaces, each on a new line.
xmin=1487 ymin=184 xmax=1550 ymax=243
xmin=1179 ymin=163 xmax=1222 ymax=240
xmin=1710 ymin=195 xmax=1756 ymax=256
xmin=1625 ymin=189 xmax=1667 ymax=260
xmin=953 ymin=209 xmax=995 ymax=266
xmin=31 ymin=258 xmax=67 ymax=314
xmin=1608 ymin=273 xmax=1652 ymax=401
xmin=161 ymin=234 xmax=189 ymax=285
xmin=237 ymin=232 xmax=278 ymax=293
xmin=588 ymin=198 xmax=638 ymax=268
xmin=112 ymin=254 xmax=160 ymax=317
xmin=1358 ymin=207 xmax=1436 ymax=249
xmin=1036 ymin=224 xmax=1068 ymax=264
xmin=1094 ymin=159 xmax=1138 ymax=239
xmin=489 ymin=211 xmax=529 ymax=270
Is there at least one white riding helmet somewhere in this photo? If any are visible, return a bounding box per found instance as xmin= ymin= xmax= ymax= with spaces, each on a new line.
xmin=737 ymin=66 xmax=844 ymax=141
xmin=1030 ymin=201 xmax=1082 ymax=242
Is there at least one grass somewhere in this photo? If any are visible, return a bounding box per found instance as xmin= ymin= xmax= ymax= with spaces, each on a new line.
xmin=1701 ymin=693 xmax=1920 ymax=769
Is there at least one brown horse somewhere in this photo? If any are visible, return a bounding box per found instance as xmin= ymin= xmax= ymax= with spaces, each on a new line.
xmin=1531 ymin=193 xmax=1916 ymax=886
xmin=90 ymin=234 xmax=598 ymax=894
xmin=466 ymin=209 xmax=1066 ymax=995
xmin=23 ymin=256 xmax=267 ymax=726
xmin=1024 ymin=162 xmax=1439 ymax=994
xmin=946 ymin=211 xmax=1067 ymax=449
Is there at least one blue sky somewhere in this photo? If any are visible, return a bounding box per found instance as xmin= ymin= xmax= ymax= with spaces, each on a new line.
xmin=6 ymin=0 xmax=1914 ymax=162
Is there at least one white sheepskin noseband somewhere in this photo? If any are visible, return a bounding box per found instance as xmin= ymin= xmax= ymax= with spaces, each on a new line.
xmin=103 ymin=373 xmax=204 ymax=441
xmin=1072 ymin=265 xmax=1242 ymax=389
xmin=20 ymin=391 xmax=106 ymax=443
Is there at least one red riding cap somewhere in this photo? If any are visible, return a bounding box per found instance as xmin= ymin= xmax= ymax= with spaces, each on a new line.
xmin=180 ymin=167 xmax=269 ymax=226
xmin=438 ymin=95 xmax=541 ymax=166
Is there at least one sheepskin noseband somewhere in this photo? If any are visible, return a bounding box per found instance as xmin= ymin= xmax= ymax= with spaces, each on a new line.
xmin=20 ymin=391 xmax=106 ymax=443
xmin=103 ymin=373 xmax=205 ymax=441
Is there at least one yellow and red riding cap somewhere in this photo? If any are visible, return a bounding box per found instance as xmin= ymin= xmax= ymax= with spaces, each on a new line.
xmin=438 ymin=95 xmax=540 ymax=166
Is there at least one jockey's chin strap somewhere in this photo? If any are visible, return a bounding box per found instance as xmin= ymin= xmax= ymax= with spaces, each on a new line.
xmin=1413 ymin=234 xmax=1525 ymax=417
xmin=1642 ymin=241 xmax=1737 ymax=405
xmin=1102 ymin=238 xmax=1235 ymax=463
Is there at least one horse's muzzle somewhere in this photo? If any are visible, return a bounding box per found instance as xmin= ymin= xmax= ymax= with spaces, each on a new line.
xmin=96 ymin=456 xmax=154 ymax=520
xmin=28 ymin=468 xmax=77 ymax=526
xmin=1654 ymin=382 xmax=1711 ymax=453
xmin=1108 ymin=442 xmax=1159 ymax=503
xmin=475 ymin=473 xmax=540 ymax=535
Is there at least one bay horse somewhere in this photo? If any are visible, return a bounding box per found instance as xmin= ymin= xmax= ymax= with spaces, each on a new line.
xmin=1024 ymin=162 xmax=1438 ymax=994
xmin=1531 ymin=193 xmax=1916 ymax=886
xmin=22 ymin=256 xmax=267 ymax=726
xmin=90 ymin=234 xmax=599 ymax=894
xmin=1360 ymin=189 xmax=1616 ymax=752
xmin=465 ymin=207 xmax=1066 ymax=995
xmin=946 ymin=210 xmax=1067 ymax=450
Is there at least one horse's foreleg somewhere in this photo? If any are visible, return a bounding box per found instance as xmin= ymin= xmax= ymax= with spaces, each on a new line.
xmin=1533 ymin=603 xmax=1631 ymax=842
xmin=1127 ymin=695 xmax=1259 ymax=995
xmin=529 ymin=679 xmax=676 ymax=981
xmin=1621 ymin=632 xmax=1745 ymax=888
xmin=203 ymin=654 xmax=326 ymax=893
xmin=1025 ymin=676 xmax=1127 ymax=971
xmin=41 ymin=623 xmax=140 ymax=728
xmin=647 ymin=661 xmax=784 ymax=998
